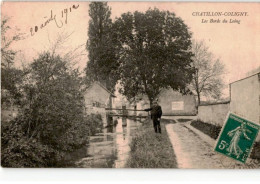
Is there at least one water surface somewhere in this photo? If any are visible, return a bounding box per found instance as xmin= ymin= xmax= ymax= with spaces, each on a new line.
xmin=74 ymin=117 xmax=142 ymax=168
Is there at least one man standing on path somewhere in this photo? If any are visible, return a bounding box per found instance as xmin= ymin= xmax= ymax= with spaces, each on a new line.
xmin=145 ymin=100 xmax=162 ymax=133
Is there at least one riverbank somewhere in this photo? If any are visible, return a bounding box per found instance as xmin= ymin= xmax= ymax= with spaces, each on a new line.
xmin=1 ymin=113 xmax=103 ymax=168
xmin=126 ymin=119 xmax=177 ymax=168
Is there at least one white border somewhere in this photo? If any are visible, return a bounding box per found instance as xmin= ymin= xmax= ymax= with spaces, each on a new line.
xmin=1 ymin=0 xmax=260 ymax=183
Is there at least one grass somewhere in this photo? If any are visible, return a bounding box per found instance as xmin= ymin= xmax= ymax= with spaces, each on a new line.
xmin=177 ymin=118 xmax=192 ymax=123
xmin=161 ymin=119 xmax=177 ymax=124
xmin=251 ymin=142 xmax=260 ymax=159
xmin=190 ymin=119 xmax=221 ymax=140
xmin=126 ymin=119 xmax=177 ymax=168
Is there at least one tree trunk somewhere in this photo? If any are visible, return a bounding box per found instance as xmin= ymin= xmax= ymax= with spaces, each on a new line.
xmin=195 ymin=69 xmax=200 ymax=106
xmin=197 ymin=92 xmax=201 ymax=106
xmin=147 ymin=95 xmax=153 ymax=108
xmin=149 ymin=100 xmax=152 ymax=108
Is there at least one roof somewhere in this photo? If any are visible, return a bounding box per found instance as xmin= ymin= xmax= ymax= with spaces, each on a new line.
xmin=85 ymin=81 xmax=116 ymax=97
xmin=230 ymin=72 xmax=260 ymax=85
xmin=159 ymin=87 xmax=195 ymax=96
xmin=199 ymin=100 xmax=230 ymax=106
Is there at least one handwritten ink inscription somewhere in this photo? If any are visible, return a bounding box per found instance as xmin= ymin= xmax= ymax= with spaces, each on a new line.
xmin=30 ymin=4 xmax=79 ymax=36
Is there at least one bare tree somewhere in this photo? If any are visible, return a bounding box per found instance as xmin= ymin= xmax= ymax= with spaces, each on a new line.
xmin=1 ymin=16 xmax=26 ymax=106
xmin=1 ymin=16 xmax=25 ymax=68
xmin=190 ymin=40 xmax=226 ymax=105
xmin=46 ymin=30 xmax=87 ymax=69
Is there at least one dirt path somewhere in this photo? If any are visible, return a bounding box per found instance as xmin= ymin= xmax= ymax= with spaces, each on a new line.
xmin=166 ymin=121 xmax=260 ymax=169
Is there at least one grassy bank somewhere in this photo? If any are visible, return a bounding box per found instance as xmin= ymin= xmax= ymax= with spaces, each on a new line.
xmin=177 ymin=118 xmax=193 ymax=123
xmin=1 ymin=113 xmax=103 ymax=168
xmin=190 ymin=120 xmax=221 ymax=139
xmin=126 ymin=119 xmax=177 ymax=168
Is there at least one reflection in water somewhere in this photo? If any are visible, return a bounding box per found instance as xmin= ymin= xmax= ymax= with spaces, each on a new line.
xmin=114 ymin=118 xmax=130 ymax=168
xmin=74 ymin=117 xmax=142 ymax=168
xmin=122 ymin=117 xmax=127 ymax=127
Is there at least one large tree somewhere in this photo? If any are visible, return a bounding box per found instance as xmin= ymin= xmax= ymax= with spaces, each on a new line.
xmin=85 ymin=2 xmax=118 ymax=91
xmin=21 ymin=53 xmax=85 ymax=144
xmin=2 ymin=52 xmax=90 ymax=167
xmin=113 ymin=9 xmax=194 ymax=105
xmin=190 ymin=40 xmax=225 ymax=105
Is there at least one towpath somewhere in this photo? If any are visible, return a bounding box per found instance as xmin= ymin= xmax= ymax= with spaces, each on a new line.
xmin=165 ymin=119 xmax=260 ymax=169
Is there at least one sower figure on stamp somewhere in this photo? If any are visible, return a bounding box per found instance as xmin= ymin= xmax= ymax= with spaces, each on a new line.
xmin=144 ymin=100 xmax=162 ymax=133
xmin=227 ymin=122 xmax=251 ymax=158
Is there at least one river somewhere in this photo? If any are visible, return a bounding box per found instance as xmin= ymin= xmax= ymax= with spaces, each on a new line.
xmin=73 ymin=117 xmax=143 ymax=168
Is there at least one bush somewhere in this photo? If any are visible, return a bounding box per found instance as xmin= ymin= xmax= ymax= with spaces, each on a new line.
xmin=1 ymin=138 xmax=57 ymax=168
xmin=190 ymin=120 xmax=221 ymax=140
xmin=1 ymin=112 xmax=103 ymax=167
xmin=1 ymin=52 xmax=101 ymax=167
xmin=1 ymin=118 xmax=57 ymax=167
xmin=177 ymin=118 xmax=192 ymax=122
xmin=251 ymin=142 xmax=260 ymax=159
xmin=86 ymin=113 xmax=103 ymax=136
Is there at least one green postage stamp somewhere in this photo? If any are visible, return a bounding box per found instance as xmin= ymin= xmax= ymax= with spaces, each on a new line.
xmin=214 ymin=112 xmax=260 ymax=163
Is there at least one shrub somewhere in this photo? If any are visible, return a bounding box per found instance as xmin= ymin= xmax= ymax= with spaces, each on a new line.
xmin=86 ymin=113 xmax=103 ymax=136
xmin=190 ymin=120 xmax=221 ymax=140
xmin=1 ymin=117 xmax=58 ymax=167
xmin=1 ymin=52 xmax=99 ymax=167
xmin=1 ymin=112 xmax=104 ymax=167
xmin=251 ymin=142 xmax=260 ymax=159
xmin=177 ymin=118 xmax=192 ymax=122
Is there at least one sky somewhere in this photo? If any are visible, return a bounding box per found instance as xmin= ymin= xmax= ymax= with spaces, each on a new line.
xmin=1 ymin=1 xmax=260 ymax=96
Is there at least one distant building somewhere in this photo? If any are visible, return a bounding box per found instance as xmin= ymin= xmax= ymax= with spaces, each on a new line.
xmin=82 ymin=81 xmax=116 ymax=127
xmin=229 ymin=72 xmax=260 ymax=141
xmin=230 ymin=72 xmax=260 ymax=125
xmin=135 ymin=88 xmax=197 ymax=116
xmin=196 ymin=71 xmax=260 ymax=130
xmin=158 ymin=88 xmax=197 ymax=116
xmin=83 ymin=81 xmax=116 ymax=113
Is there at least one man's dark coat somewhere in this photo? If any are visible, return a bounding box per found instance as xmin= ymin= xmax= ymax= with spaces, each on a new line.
xmin=145 ymin=105 xmax=162 ymax=120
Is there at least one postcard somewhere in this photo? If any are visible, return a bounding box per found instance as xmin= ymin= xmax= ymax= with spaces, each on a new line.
xmin=1 ymin=1 xmax=260 ymax=169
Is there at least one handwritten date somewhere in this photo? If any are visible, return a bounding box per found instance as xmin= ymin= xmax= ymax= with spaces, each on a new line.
xmin=30 ymin=4 xmax=79 ymax=36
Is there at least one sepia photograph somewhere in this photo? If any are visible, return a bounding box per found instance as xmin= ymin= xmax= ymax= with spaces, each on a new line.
xmin=1 ymin=1 xmax=260 ymax=169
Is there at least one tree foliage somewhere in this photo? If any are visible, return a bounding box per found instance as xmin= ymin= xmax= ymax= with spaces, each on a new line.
xmin=1 ymin=52 xmax=98 ymax=167
xmin=1 ymin=68 xmax=24 ymax=105
xmin=1 ymin=16 xmax=25 ymax=106
xmin=22 ymin=53 xmax=85 ymax=145
xmin=113 ymin=9 xmax=194 ymax=104
xmin=1 ymin=17 xmax=103 ymax=167
xmin=190 ymin=40 xmax=225 ymax=104
xmin=1 ymin=16 xmax=24 ymax=68
xmin=85 ymin=2 xmax=119 ymax=91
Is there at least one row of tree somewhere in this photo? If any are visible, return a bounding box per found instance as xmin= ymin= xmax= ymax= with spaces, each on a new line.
xmin=1 ymin=3 xmax=226 ymax=119
xmin=86 ymin=2 xmax=225 ymax=105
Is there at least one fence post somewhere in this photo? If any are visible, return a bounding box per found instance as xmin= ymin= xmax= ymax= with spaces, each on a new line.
xmin=122 ymin=105 xmax=127 ymax=117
